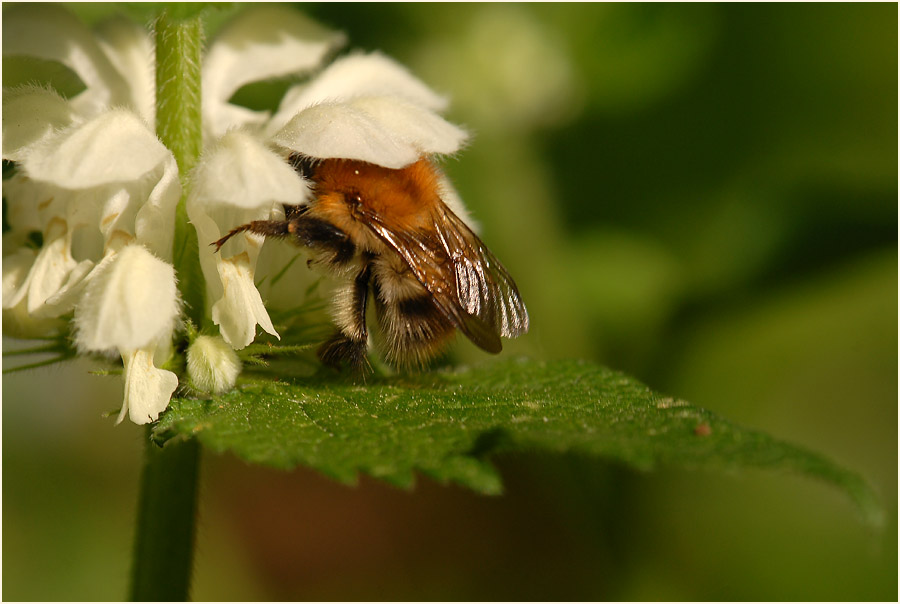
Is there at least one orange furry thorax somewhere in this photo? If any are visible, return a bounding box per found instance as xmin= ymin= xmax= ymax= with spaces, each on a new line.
xmin=312 ymin=158 xmax=441 ymax=231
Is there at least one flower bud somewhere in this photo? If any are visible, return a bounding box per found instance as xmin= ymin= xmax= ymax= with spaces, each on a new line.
xmin=186 ymin=335 xmax=242 ymax=394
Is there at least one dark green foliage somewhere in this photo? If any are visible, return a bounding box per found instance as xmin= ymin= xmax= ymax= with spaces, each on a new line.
xmin=154 ymin=358 xmax=880 ymax=525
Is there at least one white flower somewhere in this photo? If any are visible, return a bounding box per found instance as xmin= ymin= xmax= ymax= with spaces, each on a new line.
xmin=2 ymin=106 xmax=181 ymax=318
xmin=74 ymin=244 xmax=180 ymax=424
xmin=186 ymin=335 xmax=242 ymax=394
xmin=187 ymin=131 xmax=309 ymax=349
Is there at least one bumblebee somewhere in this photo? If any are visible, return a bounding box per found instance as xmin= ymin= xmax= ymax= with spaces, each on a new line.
xmin=215 ymin=155 xmax=528 ymax=370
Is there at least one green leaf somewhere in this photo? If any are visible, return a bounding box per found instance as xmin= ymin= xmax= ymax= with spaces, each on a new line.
xmin=153 ymin=358 xmax=882 ymax=525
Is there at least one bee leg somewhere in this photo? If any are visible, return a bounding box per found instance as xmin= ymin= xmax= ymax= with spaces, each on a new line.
xmin=212 ymin=220 xmax=292 ymax=252
xmin=318 ymin=332 xmax=370 ymax=374
xmin=289 ymin=216 xmax=356 ymax=266
xmin=318 ymin=263 xmax=372 ymax=373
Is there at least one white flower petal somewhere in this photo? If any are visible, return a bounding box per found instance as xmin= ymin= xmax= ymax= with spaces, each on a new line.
xmin=191 ymin=131 xmax=310 ymax=210
xmin=1 ymin=4 xmax=130 ymax=117
xmin=134 ymin=155 xmax=181 ymax=260
xmin=188 ymin=131 xmax=305 ymax=331
xmin=2 ymin=86 xmax=76 ymax=161
xmin=24 ymin=110 xmax=170 ymax=189
xmin=58 ymin=188 xmax=107 ymax=243
xmin=75 ymin=244 xmax=179 ymax=354
xmin=2 ymin=173 xmax=48 ymax=235
xmin=94 ymin=17 xmax=156 ymax=124
xmin=267 ymin=52 xmax=448 ymax=135
xmin=271 ymin=102 xmax=412 ymax=168
xmin=37 ymin=258 xmax=96 ymax=318
xmin=49 ymin=154 xmax=181 ymax=261
xmin=3 ymin=181 xmax=110 ymax=318
xmin=189 ymin=209 xmax=235 ymax=303
xmin=189 ymin=200 xmax=283 ymax=336
xmin=211 ymin=253 xmax=279 ymax=349
xmin=96 ymin=187 xmax=133 ymax=246
xmin=203 ymin=5 xmax=344 ymax=138
xmin=23 ymin=222 xmax=78 ymax=314
xmin=2 ymin=233 xmax=72 ymax=334
xmin=348 ymin=96 xmax=468 ymax=155
xmin=119 ymin=348 xmax=178 ymax=425
xmin=205 ymin=104 xmax=271 ymax=141
xmin=271 ymin=96 xmax=467 ymax=168
xmin=2 ymin=295 xmax=66 ymax=340
xmin=2 ymin=247 xmax=37 ymax=309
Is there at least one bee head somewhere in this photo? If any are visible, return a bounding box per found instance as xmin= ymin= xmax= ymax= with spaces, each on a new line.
xmin=344 ymin=189 xmax=365 ymax=217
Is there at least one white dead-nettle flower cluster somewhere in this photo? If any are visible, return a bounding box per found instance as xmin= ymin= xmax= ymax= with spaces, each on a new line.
xmin=2 ymin=5 xmax=470 ymax=423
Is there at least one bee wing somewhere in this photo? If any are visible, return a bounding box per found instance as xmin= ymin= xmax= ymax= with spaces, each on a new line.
xmin=360 ymin=202 xmax=529 ymax=354
xmin=435 ymin=204 xmax=530 ymax=339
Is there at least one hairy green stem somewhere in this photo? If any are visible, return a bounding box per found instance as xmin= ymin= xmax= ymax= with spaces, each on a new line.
xmin=130 ymin=428 xmax=201 ymax=601
xmin=156 ymin=10 xmax=206 ymax=329
xmin=3 ymin=343 xmax=66 ymax=356
xmin=2 ymin=354 xmax=75 ymax=374
xmin=129 ymin=11 xmax=205 ymax=602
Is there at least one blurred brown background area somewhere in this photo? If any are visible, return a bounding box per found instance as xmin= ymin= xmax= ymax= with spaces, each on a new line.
xmin=3 ymin=3 xmax=896 ymax=600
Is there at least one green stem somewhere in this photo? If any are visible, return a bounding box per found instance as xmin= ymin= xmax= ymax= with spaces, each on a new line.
xmin=128 ymin=11 xmax=205 ymax=602
xmin=2 ymin=354 xmax=75 ymax=374
xmin=2 ymin=343 xmax=65 ymax=356
xmin=130 ymin=428 xmax=201 ymax=602
xmin=155 ymin=10 xmax=206 ymax=329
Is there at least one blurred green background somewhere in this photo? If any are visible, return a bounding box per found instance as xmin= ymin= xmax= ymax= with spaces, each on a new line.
xmin=3 ymin=3 xmax=897 ymax=600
